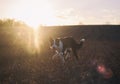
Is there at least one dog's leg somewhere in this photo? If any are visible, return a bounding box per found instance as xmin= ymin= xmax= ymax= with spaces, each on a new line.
xmin=52 ymin=53 xmax=58 ymax=60
xmin=73 ymin=48 xmax=79 ymax=60
xmin=65 ymin=52 xmax=71 ymax=60
xmin=65 ymin=48 xmax=71 ymax=59
xmin=59 ymin=52 xmax=65 ymax=63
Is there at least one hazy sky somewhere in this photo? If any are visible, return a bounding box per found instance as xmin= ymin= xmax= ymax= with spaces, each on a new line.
xmin=0 ymin=0 xmax=120 ymax=27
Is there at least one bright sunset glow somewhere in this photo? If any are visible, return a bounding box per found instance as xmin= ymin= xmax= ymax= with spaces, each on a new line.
xmin=1 ymin=0 xmax=59 ymax=28
xmin=14 ymin=0 xmax=58 ymax=28
xmin=0 ymin=0 xmax=120 ymax=27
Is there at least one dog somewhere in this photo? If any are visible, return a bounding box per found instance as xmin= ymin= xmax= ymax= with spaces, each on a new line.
xmin=49 ymin=36 xmax=85 ymax=63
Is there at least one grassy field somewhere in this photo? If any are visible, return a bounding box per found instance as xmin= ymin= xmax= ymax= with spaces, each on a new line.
xmin=0 ymin=25 xmax=120 ymax=84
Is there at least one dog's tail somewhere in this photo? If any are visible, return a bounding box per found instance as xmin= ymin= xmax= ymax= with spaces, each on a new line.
xmin=77 ymin=38 xmax=85 ymax=49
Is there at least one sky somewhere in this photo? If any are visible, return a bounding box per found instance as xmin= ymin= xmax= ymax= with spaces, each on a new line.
xmin=0 ymin=0 xmax=120 ymax=27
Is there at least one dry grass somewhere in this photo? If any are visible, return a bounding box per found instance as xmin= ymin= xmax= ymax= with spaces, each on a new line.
xmin=0 ymin=25 xmax=120 ymax=84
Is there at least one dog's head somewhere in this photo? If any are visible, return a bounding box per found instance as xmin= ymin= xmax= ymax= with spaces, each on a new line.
xmin=49 ymin=37 xmax=60 ymax=50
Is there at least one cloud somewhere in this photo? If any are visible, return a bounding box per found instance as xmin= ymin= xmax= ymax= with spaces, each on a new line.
xmin=55 ymin=8 xmax=120 ymax=25
xmin=55 ymin=8 xmax=86 ymax=25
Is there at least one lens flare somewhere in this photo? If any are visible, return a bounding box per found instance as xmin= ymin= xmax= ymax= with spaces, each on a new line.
xmin=97 ymin=64 xmax=113 ymax=79
xmin=33 ymin=27 xmax=40 ymax=53
xmin=97 ymin=64 xmax=106 ymax=73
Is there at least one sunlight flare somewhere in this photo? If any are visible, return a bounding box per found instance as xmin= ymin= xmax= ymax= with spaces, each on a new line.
xmin=9 ymin=0 xmax=58 ymax=28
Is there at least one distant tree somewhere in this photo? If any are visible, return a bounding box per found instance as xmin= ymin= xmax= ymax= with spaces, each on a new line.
xmin=0 ymin=18 xmax=30 ymax=28
xmin=5 ymin=19 xmax=14 ymax=27
xmin=0 ymin=19 xmax=34 ymax=49
xmin=0 ymin=19 xmax=3 ymax=26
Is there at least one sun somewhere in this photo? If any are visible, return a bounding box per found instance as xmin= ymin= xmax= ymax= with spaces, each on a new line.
xmin=25 ymin=5 xmax=57 ymax=28
xmin=9 ymin=0 xmax=58 ymax=28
